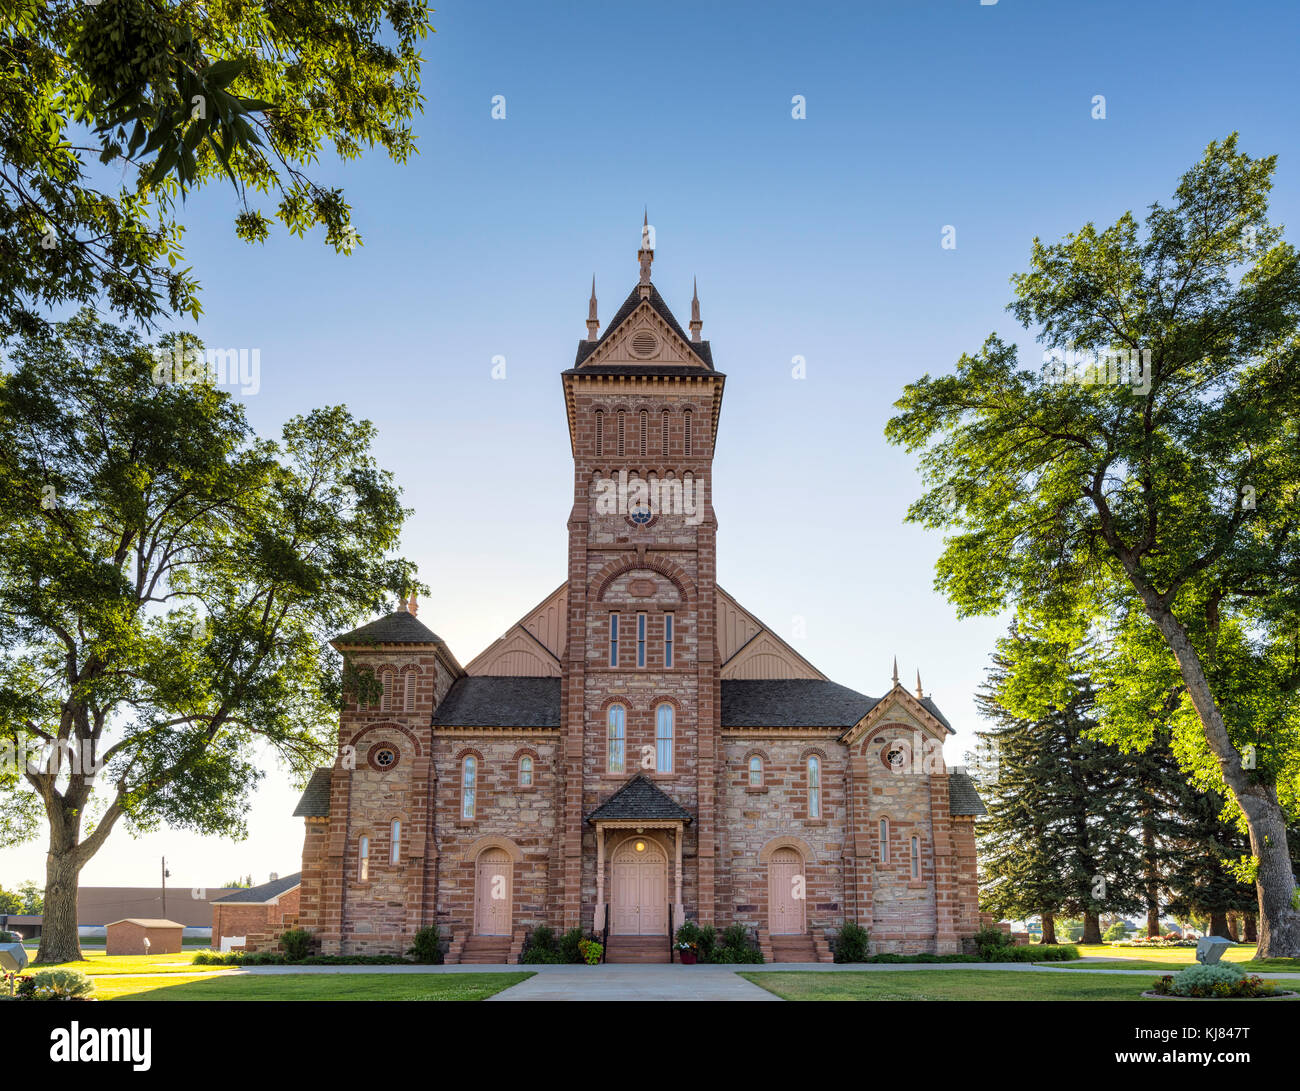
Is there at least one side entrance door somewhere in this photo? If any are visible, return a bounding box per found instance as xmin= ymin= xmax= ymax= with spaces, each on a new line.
xmin=474 ymin=848 xmax=512 ymax=935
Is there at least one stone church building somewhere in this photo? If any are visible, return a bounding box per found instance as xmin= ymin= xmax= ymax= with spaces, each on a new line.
xmin=291 ymin=229 xmax=985 ymax=963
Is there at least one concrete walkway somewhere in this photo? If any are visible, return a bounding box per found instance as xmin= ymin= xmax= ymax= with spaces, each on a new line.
xmin=485 ymin=963 xmax=780 ymax=1001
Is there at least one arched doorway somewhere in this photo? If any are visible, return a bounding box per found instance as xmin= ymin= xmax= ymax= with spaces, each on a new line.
xmin=611 ymin=836 xmax=668 ymax=935
xmin=768 ymin=847 xmax=806 ymax=935
xmin=474 ymin=847 xmax=512 ymax=935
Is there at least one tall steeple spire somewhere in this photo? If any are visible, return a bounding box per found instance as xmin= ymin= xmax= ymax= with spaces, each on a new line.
xmin=689 ymin=276 xmax=702 ymax=341
xmin=915 ymin=669 xmax=924 ymax=699
xmin=892 ymin=656 xmax=899 ymax=686
xmin=586 ymin=275 xmax=599 ymax=340
xmin=637 ymin=209 xmax=654 ymax=297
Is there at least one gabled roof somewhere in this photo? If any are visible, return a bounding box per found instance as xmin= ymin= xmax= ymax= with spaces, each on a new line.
xmin=586 ymin=774 xmax=693 ymax=824
xmin=212 ymin=872 xmax=302 ymax=904
xmin=106 ymin=918 xmax=183 ymax=928
xmin=333 ymin=609 xmax=446 ymax=647
xmin=948 ymin=770 xmax=988 ymax=816
xmin=721 ymin=679 xmax=881 ymax=728
xmin=572 ymin=282 xmax=715 ymax=370
xmin=293 ymin=768 xmax=333 ymax=817
xmin=432 ymin=676 xmax=562 ymax=728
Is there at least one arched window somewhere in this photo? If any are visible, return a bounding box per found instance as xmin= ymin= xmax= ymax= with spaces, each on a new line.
xmin=390 ymin=819 xmax=401 ymax=865
xmin=807 ymin=755 xmax=821 ymax=818
xmin=595 ymin=410 xmax=604 ymax=456
xmin=662 ymin=410 xmax=670 ymax=453
xmin=911 ymin=836 xmax=920 ymax=879
xmin=617 ymin=411 xmax=626 ymax=457
xmin=607 ymin=705 xmax=626 ymax=774
xmin=520 ymin=755 xmax=534 ymax=787
xmin=748 ymin=754 xmax=763 ymax=787
xmin=639 ymin=410 xmax=648 ymax=456
xmin=380 ymin=670 xmax=394 ymax=711
xmin=879 ymin=817 xmax=890 ymax=864
xmin=683 ymin=409 xmax=692 ymax=456
xmin=461 ymin=756 xmax=477 ymax=820
xmin=655 ymin=704 xmax=674 ymax=773
xmin=358 ymin=835 xmax=370 ymax=881
xmin=403 ymin=671 xmax=416 ymax=711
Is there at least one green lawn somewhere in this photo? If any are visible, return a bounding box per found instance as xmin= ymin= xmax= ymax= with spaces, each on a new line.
xmin=95 ymin=972 xmax=532 ymax=1001
xmin=739 ymin=970 xmax=1297 ymax=1002
xmin=20 ymin=950 xmax=232 ymax=976
xmin=1065 ymin=943 xmax=1299 ymax=974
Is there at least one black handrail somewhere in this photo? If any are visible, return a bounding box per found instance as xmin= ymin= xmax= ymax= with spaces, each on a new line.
xmin=601 ymin=910 xmax=609 ymax=964
xmin=668 ymin=903 xmax=675 ymax=963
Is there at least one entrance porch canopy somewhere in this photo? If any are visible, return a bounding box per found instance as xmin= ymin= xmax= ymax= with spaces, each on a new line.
xmin=587 ymin=775 xmax=693 ymax=934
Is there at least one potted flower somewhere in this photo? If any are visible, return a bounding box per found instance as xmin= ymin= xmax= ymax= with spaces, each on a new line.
xmin=676 ymin=941 xmax=698 ymax=965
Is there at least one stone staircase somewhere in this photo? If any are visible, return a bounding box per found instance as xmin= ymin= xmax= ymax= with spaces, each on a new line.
xmin=769 ymin=933 xmax=818 ymax=963
xmin=813 ymin=929 xmax=835 ymax=963
xmin=604 ymin=935 xmax=671 ymax=964
xmin=459 ymin=935 xmax=512 ymax=964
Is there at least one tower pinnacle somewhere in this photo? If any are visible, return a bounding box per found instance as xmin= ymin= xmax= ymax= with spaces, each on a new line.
xmin=586 ymin=275 xmax=599 ymax=340
xmin=637 ymin=209 xmax=654 ymax=295
xmin=689 ymin=276 xmax=702 ymax=341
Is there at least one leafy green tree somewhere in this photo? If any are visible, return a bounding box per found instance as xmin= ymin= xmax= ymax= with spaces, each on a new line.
xmin=0 ymin=886 xmax=20 ymax=915
xmin=0 ymin=0 xmax=431 ymax=342
xmin=0 ymin=311 xmax=421 ymax=963
xmin=975 ymin=627 xmax=1143 ymax=945
xmin=887 ymin=136 xmax=1300 ymax=955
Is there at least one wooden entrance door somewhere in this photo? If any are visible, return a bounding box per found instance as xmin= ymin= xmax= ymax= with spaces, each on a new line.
xmin=768 ymin=848 xmax=806 ymax=934
xmin=474 ymin=848 xmax=511 ymax=935
xmin=611 ymin=838 xmax=668 ymax=935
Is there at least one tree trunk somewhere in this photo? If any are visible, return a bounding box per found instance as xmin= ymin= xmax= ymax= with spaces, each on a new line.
xmin=1040 ymin=910 xmax=1057 ymax=946
xmin=1244 ymin=912 xmax=1258 ymax=944
xmin=1147 ymin=905 xmax=1161 ymax=938
xmin=1082 ymin=910 xmax=1102 ymax=945
xmin=1226 ymin=913 xmax=1241 ymax=943
xmin=35 ymin=850 xmax=84 ymax=964
xmin=1209 ymin=910 xmax=1230 ymax=940
xmin=1137 ymin=598 xmax=1300 ymax=956
xmin=1142 ymin=815 xmax=1160 ymax=938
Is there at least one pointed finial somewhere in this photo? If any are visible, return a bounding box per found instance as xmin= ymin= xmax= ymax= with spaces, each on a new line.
xmin=689 ymin=276 xmax=702 ymax=342
xmin=586 ymin=275 xmax=599 ymax=339
xmin=916 ymin=670 xmax=924 ymax=699
xmin=408 ymin=591 xmax=419 ymax=617
xmin=892 ymin=656 xmax=899 ymax=686
xmin=637 ymin=210 xmax=654 ymax=292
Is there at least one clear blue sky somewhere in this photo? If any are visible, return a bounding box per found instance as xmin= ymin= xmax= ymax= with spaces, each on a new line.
xmin=4 ymin=0 xmax=1297 ymax=890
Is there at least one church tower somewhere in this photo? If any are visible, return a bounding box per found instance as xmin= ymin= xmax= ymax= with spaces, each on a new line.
xmin=558 ymin=220 xmax=726 ymax=930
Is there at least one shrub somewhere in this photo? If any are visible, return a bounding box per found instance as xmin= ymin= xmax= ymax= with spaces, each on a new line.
xmin=577 ymin=937 xmax=603 ymax=965
xmin=1103 ymin=921 xmax=1130 ymax=942
xmin=30 ymin=968 xmax=94 ymax=1000
xmin=713 ymin=924 xmax=763 ymax=964
xmin=972 ymin=925 xmax=1011 ymax=960
xmin=833 ymin=921 xmax=871 ymax=963
xmin=559 ymin=927 xmax=586 ymax=964
xmin=521 ymin=925 xmax=563 ymax=964
xmin=1151 ymin=963 xmax=1282 ymax=998
xmin=278 ymin=928 xmax=315 ymax=962
xmin=407 ymin=925 xmax=442 ymax=964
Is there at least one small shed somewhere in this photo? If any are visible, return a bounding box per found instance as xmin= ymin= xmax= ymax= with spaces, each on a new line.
xmin=105 ymin=918 xmax=184 ymax=956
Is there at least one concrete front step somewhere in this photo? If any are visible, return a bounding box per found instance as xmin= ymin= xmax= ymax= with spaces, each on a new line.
xmin=460 ymin=936 xmax=511 ymax=964
xmin=769 ymin=935 xmax=818 ymax=963
xmin=605 ymin=935 xmax=672 ymax=964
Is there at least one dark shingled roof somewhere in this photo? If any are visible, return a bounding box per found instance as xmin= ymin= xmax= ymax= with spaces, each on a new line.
xmin=919 ymin=696 xmax=953 ymax=732
xmin=587 ymin=774 xmax=693 ymax=824
xmin=573 ymin=282 xmax=715 ymax=369
xmin=947 ymin=770 xmax=988 ymax=816
xmin=213 ymin=872 xmax=302 ymax=904
xmin=720 ymin=679 xmax=882 ymax=729
xmin=333 ymin=609 xmax=445 ymax=646
xmin=293 ymin=768 xmax=333 ymax=817
xmin=432 ymin=676 xmax=562 ymax=728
